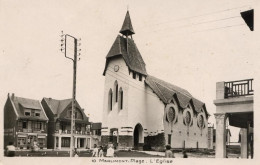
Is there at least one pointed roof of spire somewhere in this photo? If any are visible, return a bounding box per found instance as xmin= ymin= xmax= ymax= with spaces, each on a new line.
xmin=120 ymin=11 xmax=135 ymax=36
xmin=103 ymin=35 xmax=147 ymax=76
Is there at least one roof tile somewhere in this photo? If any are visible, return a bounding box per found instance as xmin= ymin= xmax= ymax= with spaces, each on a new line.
xmin=104 ymin=35 xmax=147 ymax=75
xmin=12 ymin=96 xmax=48 ymax=121
xmin=145 ymin=75 xmax=210 ymax=116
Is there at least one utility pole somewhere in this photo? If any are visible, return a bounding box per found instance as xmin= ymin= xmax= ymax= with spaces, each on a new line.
xmin=60 ymin=31 xmax=81 ymax=157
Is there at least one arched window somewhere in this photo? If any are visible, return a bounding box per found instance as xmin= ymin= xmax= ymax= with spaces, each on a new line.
xmin=166 ymin=107 xmax=175 ymax=122
xmin=108 ymin=89 xmax=113 ymax=111
xmin=119 ymin=87 xmax=123 ymax=110
xmin=115 ymin=85 xmax=118 ymax=102
xmin=114 ymin=81 xmax=118 ymax=103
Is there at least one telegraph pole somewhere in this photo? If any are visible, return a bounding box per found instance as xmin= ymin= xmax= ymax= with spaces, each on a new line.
xmin=60 ymin=31 xmax=81 ymax=157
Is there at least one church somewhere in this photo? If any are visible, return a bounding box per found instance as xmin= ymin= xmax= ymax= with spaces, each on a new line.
xmin=101 ymin=11 xmax=210 ymax=150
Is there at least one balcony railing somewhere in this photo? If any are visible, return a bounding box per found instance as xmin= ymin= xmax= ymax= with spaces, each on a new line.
xmin=20 ymin=129 xmax=46 ymax=133
xmin=54 ymin=130 xmax=91 ymax=135
xmin=224 ymin=79 xmax=253 ymax=98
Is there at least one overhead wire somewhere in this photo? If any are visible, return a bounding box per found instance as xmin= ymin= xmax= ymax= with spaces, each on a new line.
xmin=192 ymin=15 xmax=241 ymax=25
xmin=137 ymin=5 xmax=251 ymax=37
xmin=140 ymin=4 xmax=250 ymax=28
xmin=140 ymin=15 xmax=243 ymax=34
xmin=192 ymin=23 xmax=246 ymax=33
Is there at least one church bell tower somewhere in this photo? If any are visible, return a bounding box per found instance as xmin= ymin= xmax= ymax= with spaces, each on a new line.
xmin=101 ymin=11 xmax=148 ymax=149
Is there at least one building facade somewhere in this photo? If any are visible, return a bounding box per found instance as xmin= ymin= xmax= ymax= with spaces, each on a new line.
xmin=4 ymin=93 xmax=49 ymax=149
xmin=41 ymin=97 xmax=92 ymax=149
xmin=101 ymin=11 xmax=210 ymax=150
xmin=90 ymin=122 xmax=102 ymax=148
xmin=214 ymin=79 xmax=253 ymax=158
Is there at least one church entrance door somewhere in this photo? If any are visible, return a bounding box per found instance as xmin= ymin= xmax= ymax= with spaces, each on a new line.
xmin=134 ymin=123 xmax=143 ymax=150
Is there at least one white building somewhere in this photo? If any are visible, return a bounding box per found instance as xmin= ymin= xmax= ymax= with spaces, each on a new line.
xmin=101 ymin=11 xmax=210 ymax=150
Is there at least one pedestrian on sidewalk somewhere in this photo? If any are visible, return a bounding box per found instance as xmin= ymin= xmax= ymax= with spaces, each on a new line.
xmin=182 ymin=150 xmax=188 ymax=158
xmin=106 ymin=144 xmax=115 ymax=157
xmin=92 ymin=144 xmax=98 ymax=157
xmin=74 ymin=148 xmax=79 ymax=157
xmin=98 ymin=146 xmax=104 ymax=157
xmin=165 ymin=145 xmax=175 ymax=158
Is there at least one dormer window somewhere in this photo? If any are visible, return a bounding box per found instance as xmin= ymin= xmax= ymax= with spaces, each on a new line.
xmin=24 ymin=109 xmax=41 ymax=117
xmin=25 ymin=112 xmax=31 ymax=116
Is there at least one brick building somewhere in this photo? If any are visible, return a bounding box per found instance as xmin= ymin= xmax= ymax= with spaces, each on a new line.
xmin=101 ymin=11 xmax=210 ymax=150
xmin=4 ymin=93 xmax=48 ymax=149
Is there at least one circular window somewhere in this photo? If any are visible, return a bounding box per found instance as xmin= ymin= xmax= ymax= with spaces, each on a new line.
xmin=166 ymin=107 xmax=175 ymax=122
xmin=185 ymin=111 xmax=191 ymax=125
xmin=198 ymin=115 xmax=204 ymax=128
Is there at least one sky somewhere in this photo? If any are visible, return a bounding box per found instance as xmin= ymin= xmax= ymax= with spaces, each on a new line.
xmin=0 ymin=0 xmax=259 ymax=144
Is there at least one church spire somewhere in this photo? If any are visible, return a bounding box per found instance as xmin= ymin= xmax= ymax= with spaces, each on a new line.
xmin=120 ymin=11 xmax=135 ymax=36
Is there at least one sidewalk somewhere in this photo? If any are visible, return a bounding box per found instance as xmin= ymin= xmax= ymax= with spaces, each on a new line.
xmin=137 ymin=151 xmax=183 ymax=158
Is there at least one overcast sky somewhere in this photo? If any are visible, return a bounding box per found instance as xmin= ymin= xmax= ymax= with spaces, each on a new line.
xmin=1 ymin=0 xmax=259 ymax=143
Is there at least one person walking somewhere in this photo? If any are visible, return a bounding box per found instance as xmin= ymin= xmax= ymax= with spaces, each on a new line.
xmin=182 ymin=150 xmax=188 ymax=158
xmin=33 ymin=140 xmax=39 ymax=152
xmin=74 ymin=148 xmax=79 ymax=157
xmin=106 ymin=144 xmax=115 ymax=157
xmin=92 ymin=144 xmax=99 ymax=157
xmin=98 ymin=146 xmax=104 ymax=157
xmin=165 ymin=145 xmax=175 ymax=158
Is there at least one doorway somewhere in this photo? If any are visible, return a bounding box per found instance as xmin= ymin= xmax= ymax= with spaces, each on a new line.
xmin=134 ymin=123 xmax=143 ymax=149
xmin=61 ymin=137 xmax=70 ymax=147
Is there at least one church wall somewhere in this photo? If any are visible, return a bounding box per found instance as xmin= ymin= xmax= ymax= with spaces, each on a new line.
xmin=118 ymin=136 xmax=133 ymax=149
xmin=141 ymin=86 xmax=165 ymax=150
xmin=144 ymin=86 xmax=165 ymax=134
xmin=102 ymin=56 xmax=208 ymax=149
xmin=163 ymin=100 xmax=208 ymax=149
xmin=127 ymin=72 xmax=148 ymax=137
xmin=144 ymin=133 xmax=165 ymax=151
xmin=102 ymin=57 xmax=130 ymax=132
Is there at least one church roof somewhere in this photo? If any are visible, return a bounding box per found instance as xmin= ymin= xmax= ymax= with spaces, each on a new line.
xmin=103 ymin=35 xmax=147 ymax=76
xmin=145 ymin=75 xmax=210 ymax=116
xmin=120 ymin=11 xmax=135 ymax=36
